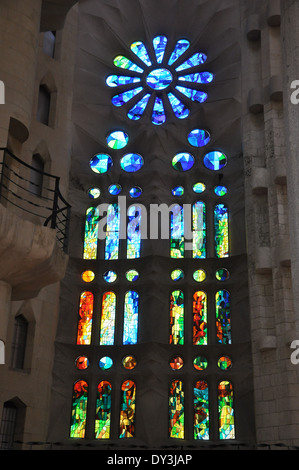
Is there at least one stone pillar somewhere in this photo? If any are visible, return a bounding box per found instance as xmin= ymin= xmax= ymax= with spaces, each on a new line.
xmin=0 ymin=280 xmax=12 ymax=347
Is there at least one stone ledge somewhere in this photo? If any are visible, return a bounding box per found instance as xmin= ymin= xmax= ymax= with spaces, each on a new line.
xmin=258 ymin=335 xmax=277 ymax=351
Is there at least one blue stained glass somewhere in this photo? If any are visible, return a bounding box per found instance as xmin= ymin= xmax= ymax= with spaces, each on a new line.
xmin=112 ymin=87 xmax=143 ymax=107
xmin=106 ymin=75 xmax=141 ymax=87
xmin=175 ymin=52 xmax=207 ymax=71
xmin=120 ymin=153 xmax=144 ymax=172
xmin=203 ymin=151 xmax=227 ymax=171
xmin=193 ymin=182 xmax=206 ymax=194
xmin=106 ymin=130 xmax=128 ymax=149
xmin=176 ymin=86 xmax=208 ymax=103
xmin=130 ymin=41 xmax=152 ymax=66
xmin=103 ymin=270 xmax=117 ymax=283
xmin=123 ymin=291 xmax=139 ymax=344
xmin=215 ymin=185 xmax=227 ymax=196
xmin=127 ymin=93 xmax=150 ymax=120
xmin=152 ymin=96 xmax=166 ymax=125
xmin=168 ymin=93 xmax=190 ymax=119
xmin=168 ymin=39 xmax=190 ymax=65
xmin=146 ymin=68 xmax=173 ymax=90
xmin=108 ymin=184 xmax=122 ymax=195
xmin=105 ymin=203 xmax=120 ymax=260
xmin=172 ymin=152 xmax=194 ymax=171
xmin=188 ymin=129 xmax=210 ymax=147
xmin=129 ymin=186 xmax=142 ymax=198
xmin=127 ymin=205 xmax=142 ymax=259
xmin=172 ymin=186 xmax=184 ymax=196
xmin=90 ymin=154 xmax=113 ymax=174
xmin=178 ymin=72 xmax=214 ymax=84
xmin=113 ymin=55 xmax=144 ymax=73
xmin=88 ymin=187 xmax=101 ymax=199
xmin=153 ymin=36 xmax=167 ymax=63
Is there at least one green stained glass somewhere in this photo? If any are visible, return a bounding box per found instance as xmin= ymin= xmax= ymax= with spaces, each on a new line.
xmin=193 ymin=270 xmax=206 ymax=282
xmin=193 ymin=356 xmax=208 ymax=370
xmin=192 ymin=201 xmax=206 ymax=259
xmin=218 ymin=356 xmax=232 ymax=370
xmin=170 ymin=204 xmax=184 ymax=258
xmin=216 ymin=290 xmax=231 ymax=344
xmin=170 ymin=290 xmax=184 ymax=345
xmin=120 ymin=380 xmax=136 ymax=438
xmin=194 ymin=380 xmax=209 ymax=440
xmin=216 ymin=268 xmax=230 ymax=281
xmin=193 ymin=291 xmax=207 ymax=345
xmin=171 ymin=269 xmax=184 ymax=281
xmin=123 ymin=291 xmax=139 ymax=345
xmin=113 ymin=55 xmax=143 ymax=73
xmin=214 ymin=204 xmax=229 ymax=258
xmin=106 ymin=130 xmax=129 ymax=149
xmin=169 ymin=380 xmax=184 ymax=439
xmin=126 ymin=269 xmax=139 ymax=282
xmin=70 ymin=380 xmax=88 ymax=438
xmin=218 ymin=381 xmax=235 ymax=439
xmin=99 ymin=291 xmax=116 ymax=346
xmin=83 ymin=207 xmax=99 ymax=260
xmin=95 ymin=381 xmax=112 ymax=439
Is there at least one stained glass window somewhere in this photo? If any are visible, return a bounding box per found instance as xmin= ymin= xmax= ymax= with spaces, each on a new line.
xmin=193 ymin=182 xmax=206 ymax=194
xmin=172 ymin=185 xmax=184 ymax=196
xmin=168 ymin=39 xmax=190 ymax=65
xmin=120 ymin=153 xmax=144 ymax=172
xmin=169 ymin=356 xmax=184 ymax=370
xmin=171 ymin=269 xmax=184 ymax=281
xmin=216 ymin=290 xmax=231 ymax=344
xmin=108 ymin=183 xmax=122 ymax=195
xmin=188 ymin=128 xmax=210 ymax=147
xmin=83 ymin=207 xmax=99 ymax=260
xmin=193 ymin=291 xmax=207 ymax=345
xmin=170 ymin=204 xmax=184 ymax=258
xmin=95 ymin=381 xmax=112 ymax=439
xmin=105 ymin=203 xmax=120 ymax=260
xmin=103 ymin=270 xmax=117 ymax=283
xmin=99 ymin=356 xmax=113 ymax=370
xmin=169 ymin=380 xmax=184 ymax=439
xmin=99 ymin=291 xmax=116 ymax=346
xmin=192 ymin=201 xmax=206 ymax=258
xmin=131 ymin=41 xmax=152 ymax=66
xmin=106 ymin=75 xmax=141 ymax=87
xmin=218 ymin=356 xmax=232 ymax=370
xmin=127 ymin=205 xmax=142 ymax=259
xmin=168 ymin=92 xmax=190 ymax=119
xmin=172 ymin=152 xmax=194 ymax=171
xmin=88 ymin=187 xmax=100 ymax=199
xmin=122 ymin=355 xmax=137 ymax=370
xmin=106 ymin=130 xmax=128 ymax=149
xmin=193 ymin=356 xmax=208 ymax=370
xmin=90 ymin=153 xmax=113 ymax=173
xmin=119 ymin=380 xmax=136 ymax=438
xmin=126 ymin=269 xmax=139 ymax=282
xmin=214 ymin=204 xmax=229 ymax=258
xmin=204 ymin=151 xmax=227 ymax=171
xmin=218 ymin=381 xmax=235 ymax=439
xmin=170 ymin=290 xmax=184 ymax=344
xmin=214 ymin=185 xmax=227 ymax=196
xmin=75 ymin=356 xmax=90 ymax=370
xmin=216 ymin=268 xmax=230 ymax=281
xmin=123 ymin=291 xmax=139 ymax=345
xmin=194 ymin=380 xmax=209 ymax=440
xmin=175 ymin=52 xmax=207 ymax=71
xmin=81 ymin=270 xmax=95 ymax=283
xmin=193 ymin=269 xmax=206 ymax=282
xmin=76 ymin=291 xmax=93 ymax=345
xmin=179 ymin=72 xmax=214 ymax=84
xmin=175 ymin=86 xmax=208 ymax=104
xmin=129 ymin=186 xmax=142 ymax=198
xmin=70 ymin=380 xmax=88 ymax=438
xmin=153 ymin=35 xmax=167 ymax=63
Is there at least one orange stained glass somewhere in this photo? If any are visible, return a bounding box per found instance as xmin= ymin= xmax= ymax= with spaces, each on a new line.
xmin=81 ymin=270 xmax=95 ymax=282
xmin=76 ymin=291 xmax=94 ymax=345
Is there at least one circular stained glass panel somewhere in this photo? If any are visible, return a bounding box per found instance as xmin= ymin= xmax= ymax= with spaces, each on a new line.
xmin=171 ymin=269 xmax=184 ymax=281
xmin=188 ymin=129 xmax=210 ymax=147
xmin=122 ymin=355 xmax=137 ymax=370
xmin=81 ymin=270 xmax=95 ymax=283
xmin=106 ymin=130 xmax=129 ymax=149
xmin=193 ymin=356 xmax=208 ymax=370
xmin=193 ymin=269 xmax=206 ymax=282
xmin=103 ymin=270 xmax=117 ymax=283
xmin=217 ymin=356 xmax=232 ymax=370
xmin=214 ymin=185 xmax=227 ymax=196
xmin=146 ymin=68 xmax=173 ymax=90
xmin=129 ymin=186 xmax=142 ymax=198
xmin=108 ymin=183 xmax=122 ymax=195
xmin=99 ymin=356 xmax=113 ymax=370
xmin=172 ymin=186 xmax=184 ymax=196
xmin=215 ymin=268 xmax=230 ymax=281
xmin=88 ymin=187 xmax=101 ymax=199
xmin=193 ymin=182 xmax=206 ymax=194
xmin=170 ymin=356 xmax=184 ymax=370
xmin=126 ymin=269 xmax=139 ymax=282
xmin=172 ymin=152 xmax=194 ymax=171
xmin=120 ymin=153 xmax=144 ymax=172
xmin=90 ymin=153 xmax=113 ymax=174
xmin=75 ymin=356 xmax=90 ymax=370
xmin=203 ymin=151 xmax=227 ymax=171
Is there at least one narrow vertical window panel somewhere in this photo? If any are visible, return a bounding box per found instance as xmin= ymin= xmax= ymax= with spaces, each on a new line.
xmin=170 ymin=204 xmax=184 ymax=258
xmin=127 ymin=205 xmax=142 ymax=259
xmin=194 ymin=380 xmax=209 ymax=440
xmin=95 ymin=381 xmax=112 ymax=439
xmin=83 ymin=207 xmax=99 ymax=260
xmin=70 ymin=380 xmax=88 ymax=438
xmin=99 ymin=292 xmax=116 ymax=345
xmin=105 ymin=203 xmax=120 ymax=260
xmin=192 ymin=201 xmax=206 ymax=258
xmin=76 ymin=291 xmax=94 ymax=345
xmin=169 ymin=380 xmax=184 ymax=439
xmin=119 ymin=380 xmax=136 ymax=438
xmin=193 ymin=291 xmax=207 ymax=345
xmin=214 ymin=204 xmax=229 ymax=258
xmin=123 ymin=291 xmax=139 ymax=345
xmin=218 ymin=381 xmax=235 ymax=440
xmin=215 ymin=290 xmax=231 ymax=344
xmin=170 ymin=290 xmax=184 ymax=345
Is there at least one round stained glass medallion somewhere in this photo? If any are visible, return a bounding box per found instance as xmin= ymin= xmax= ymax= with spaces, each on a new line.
xmin=172 ymin=152 xmax=194 ymax=171
xmin=214 ymin=185 xmax=227 ymax=196
xmin=99 ymin=356 xmax=113 ymax=370
xmin=90 ymin=153 xmax=113 ymax=174
xmin=103 ymin=270 xmax=117 ymax=283
xmin=106 ymin=130 xmax=129 ymax=149
xmin=193 ymin=356 xmax=208 ymax=370
xmin=108 ymin=183 xmax=122 ymax=195
xmin=120 ymin=153 xmax=144 ymax=172
xmin=193 ymin=269 xmax=206 ymax=282
xmin=170 ymin=356 xmax=184 ymax=370
xmin=81 ymin=270 xmax=95 ymax=283
xmin=171 ymin=269 xmax=184 ymax=281
xmin=188 ymin=129 xmax=210 ymax=147
xmin=216 ymin=268 xmax=230 ymax=281
xmin=146 ymin=68 xmax=173 ymax=90
xmin=122 ymin=355 xmax=137 ymax=370
xmin=172 ymin=186 xmax=184 ymax=196
xmin=88 ymin=187 xmax=101 ymax=199
xmin=129 ymin=186 xmax=142 ymax=198
xmin=126 ymin=269 xmax=139 ymax=282
xmin=203 ymin=151 xmax=227 ymax=171
xmin=193 ymin=182 xmax=206 ymax=194
xmin=75 ymin=356 xmax=90 ymax=370
xmin=217 ymin=356 xmax=232 ymax=370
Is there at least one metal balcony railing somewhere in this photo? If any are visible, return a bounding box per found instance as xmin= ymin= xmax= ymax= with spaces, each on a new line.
xmin=0 ymin=148 xmax=71 ymax=253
